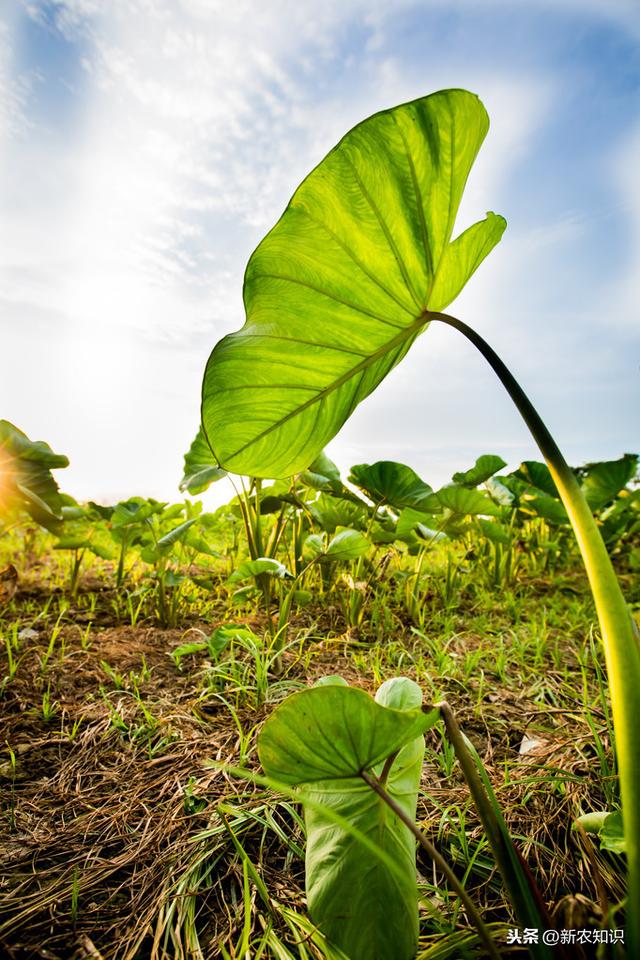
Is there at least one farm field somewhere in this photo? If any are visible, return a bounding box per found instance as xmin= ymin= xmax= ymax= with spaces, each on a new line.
xmin=1 ymin=432 xmax=638 ymax=959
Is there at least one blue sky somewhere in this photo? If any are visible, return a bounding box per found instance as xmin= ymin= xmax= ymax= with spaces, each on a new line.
xmin=1 ymin=0 xmax=638 ymax=504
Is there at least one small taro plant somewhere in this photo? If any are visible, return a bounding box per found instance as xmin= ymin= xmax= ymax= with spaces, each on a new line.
xmin=258 ymin=676 xmax=514 ymax=960
xmin=200 ymin=89 xmax=639 ymax=955
xmin=259 ymin=677 xmax=438 ymax=960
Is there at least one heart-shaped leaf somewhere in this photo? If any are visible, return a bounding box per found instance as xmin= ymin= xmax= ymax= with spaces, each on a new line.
xmin=323 ymin=527 xmax=370 ymax=561
xmin=580 ymin=454 xmax=638 ymax=511
xmin=349 ymin=460 xmax=434 ymax=512
xmin=202 ymin=89 xmax=505 ymax=478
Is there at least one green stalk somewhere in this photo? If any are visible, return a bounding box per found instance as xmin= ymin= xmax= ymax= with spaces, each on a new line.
xmin=252 ymin=478 xmax=265 ymax=557
xmin=437 ymin=702 xmax=555 ymax=960
xmin=430 ymin=310 xmax=640 ymax=950
xmin=116 ymin=532 xmax=130 ymax=590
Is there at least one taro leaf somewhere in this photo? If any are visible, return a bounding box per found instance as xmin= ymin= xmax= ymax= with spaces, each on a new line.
xmin=54 ymin=530 xmax=115 ymax=561
xmin=580 ymin=454 xmax=638 ymax=512
xmin=514 ymin=461 xmax=559 ymax=499
xmin=259 ymin=680 xmax=437 ymax=960
xmin=259 ymin=492 xmax=304 ymax=515
xmin=370 ymin=523 xmax=403 ymax=545
xmin=525 ymin=494 xmax=568 ymax=525
xmin=54 ymin=535 xmax=92 ymax=551
xmin=478 ymin=518 xmax=511 ymax=545
xmin=162 ymin=503 xmax=187 ymax=522
xmin=303 ymin=533 xmax=324 ymax=559
xmin=227 ymin=557 xmax=293 ymax=584
xmin=87 ymin=540 xmax=115 ymax=561
xmin=452 ymin=454 xmax=507 ymax=487
xmin=496 ymin=473 xmax=567 ymax=524
xmin=0 ymin=420 xmax=68 ymax=470
xmin=396 ymin=507 xmax=443 ymax=541
xmin=436 ymin=485 xmax=502 ymax=517
xmin=88 ymin=501 xmax=114 ymax=520
xmin=323 ymin=527 xmax=370 ymax=561
xmin=202 ymin=89 xmax=506 ymax=478
xmin=309 ymin=494 xmax=370 ymax=533
xmin=510 ymin=482 xmax=568 ymax=525
xmin=183 ymin=532 xmax=222 ymax=558
xmin=304 ymin=528 xmax=371 ymax=562
xmin=157 ymin=518 xmax=198 ymax=549
xmin=180 ymin=427 xmax=227 ymax=495
xmin=301 ymin=452 xmax=364 ymax=504
xmin=302 ymin=452 xmax=344 ymax=494
xmin=0 ymin=420 xmax=69 ymax=529
xmin=111 ymin=497 xmax=166 ymax=529
xmin=257 ymin=682 xmax=435 ymax=787
xmin=349 ymin=461 xmax=435 ymax=512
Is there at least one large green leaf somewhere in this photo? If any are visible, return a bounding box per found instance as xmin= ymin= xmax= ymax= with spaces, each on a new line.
xmin=579 ymin=454 xmax=638 ymax=511
xmin=258 ymin=683 xmax=435 ymax=783
xmin=514 ymin=461 xmax=560 ymax=498
xmin=202 ymin=89 xmax=505 ymax=478
xmin=259 ymin=680 xmax=438 ymax=960
xmin=323 ymin=527 xmax=370 ymax=561
xmin=309 ymin=494 xmax=370 ymax=533
xmin=348 ymin=460 xmax=435 ymax=512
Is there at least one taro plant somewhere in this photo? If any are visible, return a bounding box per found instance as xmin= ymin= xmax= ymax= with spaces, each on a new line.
xmin=52 ymin=497 xmax=115 ymax=599
xmin=258 ymin=677 xmax=441 ymax=960
xmin=200 ymin=88 xmax=638 ymax=951
xmin=137 ymin=502 xmax=220 ymax=627
xmin=258 ymin=677 xmax=539 ymax=960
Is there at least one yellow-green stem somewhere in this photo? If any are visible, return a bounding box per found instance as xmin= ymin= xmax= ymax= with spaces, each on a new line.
xmin=430 ymin=311 xmax=640 ymax=951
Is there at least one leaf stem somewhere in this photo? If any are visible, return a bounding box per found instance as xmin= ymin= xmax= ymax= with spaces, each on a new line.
xmin=429 ymin=310 xmax=640 ymax=952
xmin=436 ymin=702 xmax=556 ymax=960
